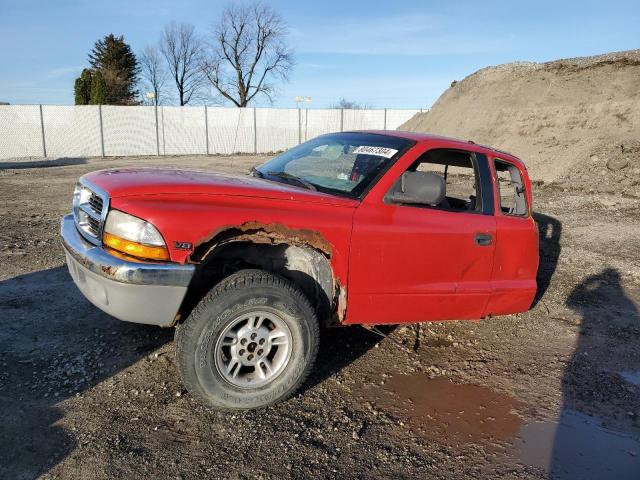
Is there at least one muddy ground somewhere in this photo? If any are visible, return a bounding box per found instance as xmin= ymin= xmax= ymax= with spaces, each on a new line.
xmin=1 ymin=155 xmax=639 ymax=479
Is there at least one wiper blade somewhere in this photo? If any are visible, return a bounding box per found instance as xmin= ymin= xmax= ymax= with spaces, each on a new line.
xmin=266 ymin=171 xmax=317 ymax=191
xmin=250 ymin=167 xmax=264 ymax=178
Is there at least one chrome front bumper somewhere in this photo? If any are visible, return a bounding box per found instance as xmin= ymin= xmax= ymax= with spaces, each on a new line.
xmin=60 ymin=214 xmax=195 ymax=326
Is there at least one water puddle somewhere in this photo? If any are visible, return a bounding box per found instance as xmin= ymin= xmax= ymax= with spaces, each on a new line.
xmin=619 ymin=370 xmax=640 ymax=386
xmin=515 ymin=410 xmax=640 ymax=479
xmin=363 ymin=373 xmax=640 ymax=478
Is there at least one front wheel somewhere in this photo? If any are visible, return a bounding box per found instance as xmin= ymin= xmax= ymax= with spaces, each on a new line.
xmin=175 ymin=269 xmax=319 ymax=410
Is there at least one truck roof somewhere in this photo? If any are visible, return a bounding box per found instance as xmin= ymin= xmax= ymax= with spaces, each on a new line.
xmin=352 ymin=130 xmax=525 ymax=168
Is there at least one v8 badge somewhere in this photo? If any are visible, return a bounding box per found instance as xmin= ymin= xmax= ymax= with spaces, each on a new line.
xmin=173 ymin=241 xmax=193 ymax=251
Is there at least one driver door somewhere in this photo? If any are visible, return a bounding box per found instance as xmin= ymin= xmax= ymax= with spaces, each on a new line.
xmin=346 ymin=149 xmax=496 ymax=324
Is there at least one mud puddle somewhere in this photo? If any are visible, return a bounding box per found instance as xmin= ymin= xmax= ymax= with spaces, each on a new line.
xmin=364 ymin=373 xmax=640 ymax=478
xmin=364 ymin=373 xmax=525 ymax=445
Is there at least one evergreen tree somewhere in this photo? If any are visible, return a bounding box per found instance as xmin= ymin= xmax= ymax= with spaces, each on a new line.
xmin=90 ymin=70 xmax=107 ymax=104
xmin=73 ymin=69 xmax=93 ymax=105
xmin=74 ymin=77 xmax=85 ymax=105
xmin=88 ymin=34 xmax=139 ymax=105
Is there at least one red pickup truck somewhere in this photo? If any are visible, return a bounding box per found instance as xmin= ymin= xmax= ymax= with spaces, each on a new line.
xmin=61 ymin=131 xmax=538 ymax=409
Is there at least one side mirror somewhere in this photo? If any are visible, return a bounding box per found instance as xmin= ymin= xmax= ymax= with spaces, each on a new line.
xmin=386 ymin=171 xmax=446 ymax=206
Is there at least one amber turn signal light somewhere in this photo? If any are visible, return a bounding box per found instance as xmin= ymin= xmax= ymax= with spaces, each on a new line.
xmin=103 ymin=232 xmax=170 ymax=261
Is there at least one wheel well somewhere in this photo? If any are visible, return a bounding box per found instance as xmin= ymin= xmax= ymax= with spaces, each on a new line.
xmin=177 ymin=240 xmax=336 ymax=326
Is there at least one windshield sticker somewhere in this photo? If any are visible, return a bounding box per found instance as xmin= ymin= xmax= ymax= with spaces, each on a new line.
xmin=352 ymin=146 xmax=398 ymax=158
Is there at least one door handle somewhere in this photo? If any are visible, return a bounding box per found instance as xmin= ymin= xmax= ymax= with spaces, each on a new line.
xmin=475 ymin=233 xmax=493 ymax=246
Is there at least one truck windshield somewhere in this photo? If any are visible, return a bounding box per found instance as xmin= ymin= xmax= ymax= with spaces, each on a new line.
xmin=254 ymin=132 xmax=414 ymax=198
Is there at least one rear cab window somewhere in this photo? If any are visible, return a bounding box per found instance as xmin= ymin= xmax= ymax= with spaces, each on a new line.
xmin=494 ymin=159 xmax=528 ymax=216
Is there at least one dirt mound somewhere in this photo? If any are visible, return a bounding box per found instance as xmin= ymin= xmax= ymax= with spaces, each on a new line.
xmin=401 ymin=50 xmax=640 ymax=195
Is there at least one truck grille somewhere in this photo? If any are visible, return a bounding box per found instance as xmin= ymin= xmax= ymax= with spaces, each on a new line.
xmin=88 ymin=193 xmax=104 ymax=216
xmin=87 ymin=215 xmax=101 ymax=236
xmin=73 ymin=180 xmax=109 ymax=245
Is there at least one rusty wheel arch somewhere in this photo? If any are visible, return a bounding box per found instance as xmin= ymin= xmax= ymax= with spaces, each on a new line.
xmin=185 ymin=221 xmax=345 ymax=324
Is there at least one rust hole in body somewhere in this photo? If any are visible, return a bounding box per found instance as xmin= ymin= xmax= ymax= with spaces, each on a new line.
xmin=190 ymin=221 xmax=333 ymax=263
xmin=186 ymin=221 xmax=347 ymax=322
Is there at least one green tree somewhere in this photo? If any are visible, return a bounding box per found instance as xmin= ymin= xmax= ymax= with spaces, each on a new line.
xmin=74 ymin=68 xmax=93 ymax=105
xmin=74 ymin=77 xmax=85 ymax=105
xmin=90 ymin=70 xmax=107 ymax=104
xmin=88 ymin=34 xmax=139 ymax=104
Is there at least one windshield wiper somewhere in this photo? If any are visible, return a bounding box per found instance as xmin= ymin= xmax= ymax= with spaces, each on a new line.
xmin=250 ymin=167 xmax=264 ymax=178
xmin=265 ymin=171 xmax=317 ymax=191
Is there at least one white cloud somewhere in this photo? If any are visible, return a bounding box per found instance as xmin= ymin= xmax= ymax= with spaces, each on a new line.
xmin=43 ymin=66 xmax=83 ymax=80
xmin=298 ymin=63 xmax=338 ymax=69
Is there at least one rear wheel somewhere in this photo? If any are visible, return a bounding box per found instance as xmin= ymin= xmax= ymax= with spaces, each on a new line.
xmin=175 ymin=269 xmax=319 ymax=410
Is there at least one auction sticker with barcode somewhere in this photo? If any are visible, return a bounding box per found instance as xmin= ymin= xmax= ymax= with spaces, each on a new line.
xmin=352 ymin=146 xmax=398 ymax=158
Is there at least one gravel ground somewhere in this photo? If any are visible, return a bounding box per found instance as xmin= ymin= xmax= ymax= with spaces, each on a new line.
xmin=1 ymin=155 xmax=639 ymax=479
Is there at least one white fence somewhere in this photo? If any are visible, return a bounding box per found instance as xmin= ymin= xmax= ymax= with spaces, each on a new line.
xmin=0 ymin=105 xmax=420 ymax=159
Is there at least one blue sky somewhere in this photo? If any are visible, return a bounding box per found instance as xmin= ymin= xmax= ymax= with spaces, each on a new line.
xmin=0 ymin=0 xmax=638 ymax=108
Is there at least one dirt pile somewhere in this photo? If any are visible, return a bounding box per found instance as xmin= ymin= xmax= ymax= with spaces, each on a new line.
xmin=401 ymin=50 xmax=640 ymax=195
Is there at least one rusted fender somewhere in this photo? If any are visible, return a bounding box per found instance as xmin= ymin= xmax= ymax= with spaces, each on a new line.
xmin=190 ymin=221 xmax=333 ymax=262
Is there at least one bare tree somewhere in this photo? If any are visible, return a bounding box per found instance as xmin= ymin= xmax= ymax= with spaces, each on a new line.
xmin=201 ymin=2 xmax=293 ymax=107
xmin=139 ymin=46 xmax=167 ymax=105
xmin=331 ymin=98 xmax=367 ymax=109
xmin=160 ymin=22 xmax=205 ymax=106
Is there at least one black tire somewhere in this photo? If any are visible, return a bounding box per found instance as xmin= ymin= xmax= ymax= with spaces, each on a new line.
xmin=175 ymin=269 xmax=319 ymax=410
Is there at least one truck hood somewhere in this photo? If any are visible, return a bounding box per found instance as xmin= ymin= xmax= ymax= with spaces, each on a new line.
xmin=84 ymin=168 xmax=359 ymax=207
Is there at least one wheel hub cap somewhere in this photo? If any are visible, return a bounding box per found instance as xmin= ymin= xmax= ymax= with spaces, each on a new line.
xmin=214 ymin=310 xmax=292 ymax=388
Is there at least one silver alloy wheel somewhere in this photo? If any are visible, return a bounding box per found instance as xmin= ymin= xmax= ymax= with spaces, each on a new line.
xmin=214 ymin=310 xmax=293 ymax=388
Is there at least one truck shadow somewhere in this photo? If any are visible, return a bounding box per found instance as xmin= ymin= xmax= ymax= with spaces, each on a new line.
xmin=307 ymin=325 xmax=394 ymax=391
xmin=0 ymin=266 xmax=172 ymax=479
xmin=532 ymin=212 xmax=562 ymax=307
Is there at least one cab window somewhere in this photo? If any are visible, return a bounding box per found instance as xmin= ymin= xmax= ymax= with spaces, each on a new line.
xmin=494 ymin=159 xmax=528 ymax=216
xmin=407 ymin=149 xmax=483 ymax=213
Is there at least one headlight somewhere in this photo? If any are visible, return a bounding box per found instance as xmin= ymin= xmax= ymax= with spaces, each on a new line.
xmin=103 ymin=210 xmax=170 ymax=261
